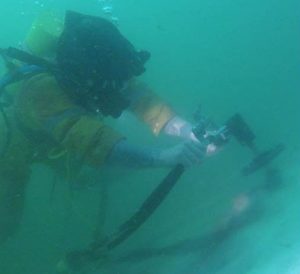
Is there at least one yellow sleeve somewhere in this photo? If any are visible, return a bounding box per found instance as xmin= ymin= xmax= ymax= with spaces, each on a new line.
xmin=127 ymin=81 xmax=175 ymax=135
xmin=17 ymin=73 xmax=123 ymax=167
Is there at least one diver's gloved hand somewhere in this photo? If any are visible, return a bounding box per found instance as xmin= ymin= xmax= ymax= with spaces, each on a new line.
xmin=157 ymin=140 xmax=206 ymax=167
xmin=163 ymin=116 xmax=220 ymax=157
xmin=163 ymin=116 xmax=198 ymax=142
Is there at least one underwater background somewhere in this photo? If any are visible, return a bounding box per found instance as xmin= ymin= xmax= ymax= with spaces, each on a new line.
xmin=0 ymin=0 xmax=299 ymax=273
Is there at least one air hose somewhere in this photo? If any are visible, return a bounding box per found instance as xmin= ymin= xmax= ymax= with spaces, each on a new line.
xmin=57 ymin=164 xmax=185 ymax=273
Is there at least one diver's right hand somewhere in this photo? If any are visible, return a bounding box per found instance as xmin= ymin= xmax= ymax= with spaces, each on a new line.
xmin=157 ymin=140 xmax=206 ymax=167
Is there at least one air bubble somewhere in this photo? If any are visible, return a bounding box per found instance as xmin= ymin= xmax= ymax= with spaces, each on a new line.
xmin=102 ymin=6 xmax=113 ymax=15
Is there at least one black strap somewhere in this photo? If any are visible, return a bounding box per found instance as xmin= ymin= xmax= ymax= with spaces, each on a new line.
xmin=0 ymin=47 xmax=57 ymax=72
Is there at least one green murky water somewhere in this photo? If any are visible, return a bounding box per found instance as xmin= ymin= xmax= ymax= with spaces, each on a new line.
xmin=0 ymin=1 xmax=299 ymax=273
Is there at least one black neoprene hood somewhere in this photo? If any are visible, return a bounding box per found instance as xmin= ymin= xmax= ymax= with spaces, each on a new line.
xmin=56 ymin=10 xmax=150 ymax=117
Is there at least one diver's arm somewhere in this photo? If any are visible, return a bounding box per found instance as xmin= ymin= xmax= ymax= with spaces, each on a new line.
xmin=106 ymin=140 xmax=159 ymax=168
xmin=126 ymin=81 xmax=176 ymax=135
xmin=126 ymin=80 xmax=197 ymax=141
xmin=126 ymin=81 xmax=219 ymax=157
xmin=106 ymin=139 xmax=205 ymax=168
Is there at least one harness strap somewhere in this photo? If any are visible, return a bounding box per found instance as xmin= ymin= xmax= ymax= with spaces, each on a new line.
xmin=1 ymin=47 xmax=56 ymax=71
xmin=0 ymin=65 xmax=45 ymax=92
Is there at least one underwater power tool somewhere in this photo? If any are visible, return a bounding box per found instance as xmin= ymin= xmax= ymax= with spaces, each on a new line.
xmin=57 ymin=111 xmax=285 ymax=274
xmin=192 ymin=111 xmax=285 ymax=176
xmin=225 ymin=113 xmax=285 ymax=175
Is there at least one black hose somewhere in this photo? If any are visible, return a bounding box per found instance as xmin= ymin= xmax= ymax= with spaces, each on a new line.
xmin=65 ymin=164 xmax=185 ymax=271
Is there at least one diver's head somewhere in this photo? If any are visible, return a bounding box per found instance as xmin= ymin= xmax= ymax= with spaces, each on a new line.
xmin=56 ymin=10 xmax=150 ymax=117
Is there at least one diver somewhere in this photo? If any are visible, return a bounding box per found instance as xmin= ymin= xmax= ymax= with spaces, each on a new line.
xmin=0 ymin=11 xmax=209 ymax=245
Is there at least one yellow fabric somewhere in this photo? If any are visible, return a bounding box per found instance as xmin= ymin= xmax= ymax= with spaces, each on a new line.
xmin=128 ymin=81 xmax=175 ymax=135
xmin=16 ymin=73 xmax=124 ymax=167
xmin=25 ymin=11 xmax=63 ymax=57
